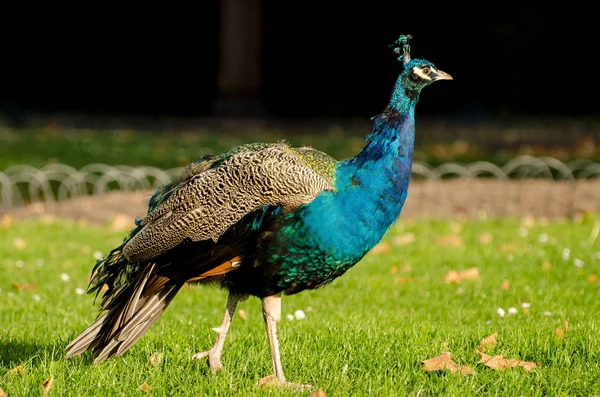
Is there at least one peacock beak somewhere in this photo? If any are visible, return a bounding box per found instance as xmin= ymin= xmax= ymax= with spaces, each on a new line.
xmin=434 ymin=69 xmax=453 ymax=81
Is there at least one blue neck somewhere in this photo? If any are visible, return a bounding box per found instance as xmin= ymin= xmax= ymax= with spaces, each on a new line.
xmin=301 ymin=76 xmax=419 ymax=260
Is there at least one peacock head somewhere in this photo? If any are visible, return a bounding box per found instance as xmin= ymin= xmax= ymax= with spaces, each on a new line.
xmin=391 ymin=34 xmax=452 ymax=93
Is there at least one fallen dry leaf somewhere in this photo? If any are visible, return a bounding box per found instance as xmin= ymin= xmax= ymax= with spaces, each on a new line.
xmin=137 ymin=382 xmax=152 ymax=392
xmin=500 ymin=243 xmax=517 ymax=252
xmin=13 ymin=237 xmax=26 ymax=249
xmin=149 ymin=352 xmax=162 ymax=367
xmin=306 ymin=389 xmax=327 ymax=397
xmin=12 ymin=282 xmax=37 ymax=291
xmin=9 ymin=364 xmax=25 ymax=375
xmin=259 ymin=375 xmax=279 ymax=388
xmin=390 ymin=265 xmax=399 ymax=274
xmin=477 ymin=333 xmax=498 ymax=352
xmin=392 ymin=233 xmax=415 ymax=246
xmin=435 ymin=234 xmax=464 ymax=247
xmin=0 ymin=387 xmax=6 ymax=397
xmin=500 ymin=280 xmax=510 ymax=290
xmin=422 ymin=352 xmax=475 ymax=376
xmin=372 ymin=241 xmax=391 ymax=254
xmin=555 ymin=320 xmax=569 ymax=340
xmin=444 ymin=267 xmax=480 ymax=284
xmin=541 ymin=260 xmax=552 ymax=271
xmin=476 ymin=350 xmax=537 ymax=371
xmin=422 ymin=352 xmax=459 ymax=372
xmin=478 ymin=233 xmax=493 ymax=244
xmin=42 ymin=376 xmax=54 ymax=393
xmin=521 ymin=216 xmax=535 ymax=228
xmin=238 ymin=309 xmax=247 ymax=320
xmin=1 ymin=214 xmax=13 ymax=227
xmin=588 ymin=274 xmax=598 ymax=283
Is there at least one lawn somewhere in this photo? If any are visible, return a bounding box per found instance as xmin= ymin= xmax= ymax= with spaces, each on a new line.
xmin=1 ymin=214 xmax=599 ymax=396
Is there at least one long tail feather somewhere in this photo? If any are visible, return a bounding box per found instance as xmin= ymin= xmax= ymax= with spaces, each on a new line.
xmin=64 ymin=264 xmax=183 ymax=363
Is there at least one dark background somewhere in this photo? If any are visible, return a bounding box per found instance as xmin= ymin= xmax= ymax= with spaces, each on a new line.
xmin=1 ymin=3 xmax=596 ymax=122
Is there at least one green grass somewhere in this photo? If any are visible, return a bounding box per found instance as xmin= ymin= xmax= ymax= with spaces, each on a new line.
xmin=1 ymin=215 xmax=600 ymax=396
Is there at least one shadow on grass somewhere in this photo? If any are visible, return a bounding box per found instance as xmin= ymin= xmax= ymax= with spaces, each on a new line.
xmin=0 ymin=339 xmax=61 ymax=369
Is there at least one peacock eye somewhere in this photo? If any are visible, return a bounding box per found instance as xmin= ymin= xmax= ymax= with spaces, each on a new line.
xmin=421 ymin=67 xmax=430 ymax=75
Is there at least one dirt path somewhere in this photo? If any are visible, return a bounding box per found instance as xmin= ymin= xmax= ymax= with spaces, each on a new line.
xmin=3 ymin=179 xmax=598 ymax=227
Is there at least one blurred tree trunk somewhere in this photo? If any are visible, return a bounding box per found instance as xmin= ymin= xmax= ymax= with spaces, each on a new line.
xmin=215 ymin=0 xmax=265 ymax=117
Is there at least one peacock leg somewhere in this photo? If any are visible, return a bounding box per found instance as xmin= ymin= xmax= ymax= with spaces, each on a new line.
xmin=262 ymin=294 xmax=311 ymax=390
xmin=192 ymin=292 xmax=242 ymax=373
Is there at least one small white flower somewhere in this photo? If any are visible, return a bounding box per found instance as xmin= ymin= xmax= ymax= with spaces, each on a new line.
xmin=61 ymin=273 xmax=70 ymax=282
xmin=16 ymin=260 xmax=24 ymax=268
xmin=595 ymin=252 xmax=600 ymax=259
xmin=506 ymin=254 xmax=514 ymax=262
xmin=75 ymin=288 xmax=85 ymax=295
xmin=518 ymin=228 xmax=528 ymax=237
xmin=562 ymin=248 xmax=570 ymax=260
xmin=8 ymin=291 xmax=15 ymax=298
xmin=573 ymin=258 xmax=585 ymax=268
xmin=37 ymin=259 xmax=45 ymax=266
xmin=521 ymin=302 xmax=531 ymax=309
xmin=33 ymin=294 xmax=41 ymax=302
xmin=538 ymin=234 xmax=548 ymax=243
xmin=508 ymin=307 xmax=518 ymax=315
xmin=286 ymin=314 xmax=295 ymax=321
xmin=294 ymin=310 xmax=306 ymax=320
xmin=543 ymin=311 xmax=552 ymax=316
xmin=496 ymin=308 xmax=506 ymax=317
xmin=0 ymin=287 xmax=2 ymax=293
xmin=93 ymin=251 xmax=104 ymax=260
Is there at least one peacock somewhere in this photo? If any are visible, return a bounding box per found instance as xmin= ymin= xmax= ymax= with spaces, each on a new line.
xmin=64 ymin=35 xmax=452 ymax=389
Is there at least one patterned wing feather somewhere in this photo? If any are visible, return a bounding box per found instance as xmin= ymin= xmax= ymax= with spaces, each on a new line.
xmin=122 ymin=142 xmax=336 ymax=262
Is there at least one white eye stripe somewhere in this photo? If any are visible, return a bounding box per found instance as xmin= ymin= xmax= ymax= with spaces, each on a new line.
xmin=412 ymin=66 xmax=431 ymax=80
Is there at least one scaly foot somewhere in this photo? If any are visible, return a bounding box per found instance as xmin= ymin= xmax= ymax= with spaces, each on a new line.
xmin=192 ymin=347 xmax=223 ymax=373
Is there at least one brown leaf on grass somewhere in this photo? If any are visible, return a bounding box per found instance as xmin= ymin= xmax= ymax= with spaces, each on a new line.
xmin=422 ymin=352 xmax=459 ymax=372
xmin=435 ymin=234 xmax=464 ymax=247
xmin=149 ymin=352 xmax=162 ymax=367
xmin=0 ymin=387 xmax=6 ymax=397
xmin=12 ymin=282 xmax=37 ymax=290
xmin=372 ymin=241 xmax=391 ymax=254
xmin=444 ymin=267 xmax=480 ymax=284
xmin=422 ymin=353 xmax=476 ymax=376
xmin=258 ymin=375 xmax=279 ymax=388
xmin=1 ymin=214 xmax=13 ymax=228
xmin=13 ymin=237 xmax=26 ymax=249
xmin=9 ymin=364 xmax=25 ymax=375
xmin=476 ymin=350 xmax=537 ymax=371
xmin=137 ymin=382 xmax=152 ymax=392
xmin=541 ymin=260 xmax=552 ymax=271
xmin=306 ymin=389 xmax=327 ymax=397
xmin=500 ymin=280 xmax=510 ymax=290
xmin=477 ymin=333 xmax=497 ymax=352
xmin=499 ymin=243 xmax=517 ymax=252
xmin=238 ymin=309 xmax=247 ymax=320
xmin=478 ymin=233 xmax=493 ymax=244
xmin=42 ymin=376 xmax=54 ymax=393
xmin=588 ymin=274 xmax=598 ymax=283
xmin=390 ymin=265 xmax=399 ymax=274
xmin=392 ymin=233 xmax=415 ymax=246
xmin=555 ymin=320 xmax=569 ymax=340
